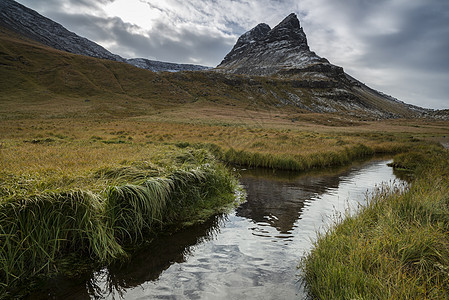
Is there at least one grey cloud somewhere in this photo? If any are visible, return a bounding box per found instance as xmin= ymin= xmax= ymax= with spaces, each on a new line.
xmin=299 ymin=0 xmax=449 ymax=108
xmin=370 ymin=12 xmax=449 ymax=73
xmin=49 ymin=10 xmax=235 ymax=66
xmin=17 ymin=0 xmax=114 ymax=11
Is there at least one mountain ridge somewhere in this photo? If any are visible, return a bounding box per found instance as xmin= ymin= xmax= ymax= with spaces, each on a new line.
xmin=0 ymin=0 xmax=209 ymax=72
xmin=0 ymin=25 xmax=438 ymax=121
xmin=214 ymin=13 xmax=437 ymax=118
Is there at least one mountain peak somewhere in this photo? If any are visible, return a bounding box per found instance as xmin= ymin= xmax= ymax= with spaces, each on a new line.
xmin=265 ymin=13 xmax=308 ymax=51
xmin=240 ymin=23 xmax=271 ymax=43
xmin=216 ymin=13 xmax=328 ymax=76
xmin=274 ymin=13 xmax=301 ymax=30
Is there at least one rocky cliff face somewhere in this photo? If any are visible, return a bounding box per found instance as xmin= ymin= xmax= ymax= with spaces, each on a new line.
xmin=0 ymin=0 xmax=208 ymax=72
xmin=216 ymin=13 xmax=339 ymax=76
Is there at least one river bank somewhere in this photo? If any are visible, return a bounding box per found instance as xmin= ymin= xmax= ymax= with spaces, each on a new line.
xmin=301 ymin=144 xmax=449 ymax=299
xmin=24 ymin=158 xmax=399 ymax=299
xmin=0 ymin=139 xmax=404 ymax=298
xmin=0 ymin=147 xmax=239 ymax=298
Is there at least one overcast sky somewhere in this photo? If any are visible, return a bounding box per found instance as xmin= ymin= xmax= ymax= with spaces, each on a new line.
xmin=15 ymin=0 xmax=449 ymax=109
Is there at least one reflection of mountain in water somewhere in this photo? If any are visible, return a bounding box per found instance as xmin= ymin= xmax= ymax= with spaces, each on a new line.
xmin=237 ymin=166 xmax=360 ymax=234
xmin=28 ymin=214 xmax=225 ymax=300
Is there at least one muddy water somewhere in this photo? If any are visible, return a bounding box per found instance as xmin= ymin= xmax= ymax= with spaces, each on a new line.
xmin=32 ymin=159 xmax=402 ymax=299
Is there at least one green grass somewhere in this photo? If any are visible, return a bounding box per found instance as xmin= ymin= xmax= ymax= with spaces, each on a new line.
xmin=0 ymin=148 xmax=239 ymax=297
xmin=301 ymin=145 xmax=449 ymax=299
xmin=217 ymin=143 xmax=377 ymax=171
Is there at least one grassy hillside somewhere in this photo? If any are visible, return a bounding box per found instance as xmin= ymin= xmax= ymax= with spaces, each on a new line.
xmin=0 ymin=26 xmax=422 ymax=121
xmin=2 ymin=25 xmax=448 ymax=175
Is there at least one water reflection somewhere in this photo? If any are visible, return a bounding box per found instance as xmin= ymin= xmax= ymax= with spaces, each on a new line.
xmin=29 ymin=159 xmax=401 ymax=299
xmin=237 ymin=168 xmax=345 ymax=236
xmin=29 ymin=214 xmax=225 ymax=300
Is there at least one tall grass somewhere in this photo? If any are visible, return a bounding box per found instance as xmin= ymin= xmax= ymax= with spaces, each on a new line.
xmin=165 ymin=165 xmax=238 ymax=223
xmin=0 ymin=191 xmax=123 ymax=287
xmin=105 ymin=178 xmax=172 ymax=243
xmin=300 ymin=145 xmax=449 ymax=299
xmin=216 ymin=143 xmax=376 ymax=171
xmin=0 ymin=150 xmax=238 ymax=296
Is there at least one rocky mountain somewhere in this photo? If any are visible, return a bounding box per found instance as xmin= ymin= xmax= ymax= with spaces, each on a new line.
xmin=0 ymin=0 xmax=208 ymax=72
xmin=0 ymin=21 xmax=438 ymax=121
xmin=0 ymin=1 xmax=441 ymax=119
xmin=215 ymin=13 xmax=431 ymax=118
xmin=216 ymin=13 xmax=339 ymax=76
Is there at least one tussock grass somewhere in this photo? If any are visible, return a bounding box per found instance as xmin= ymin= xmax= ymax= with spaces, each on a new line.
xmin=0 ymin=190 xmax=123 ymax=286
xmin=301 ymin=145 xmax=449 ymax=299
xmin=0 ymin=148 xmax=238 ymax=296
xmin=105 ymin=180 xmax=171 ymax=242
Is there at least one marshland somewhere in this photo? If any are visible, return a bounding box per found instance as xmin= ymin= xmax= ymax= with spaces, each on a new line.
xmin=2 ymin=106 xmax=449 ymax=298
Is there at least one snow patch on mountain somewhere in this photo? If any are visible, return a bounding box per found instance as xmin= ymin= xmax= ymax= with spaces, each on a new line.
xmin=127 ymin=58 xmax=210 ymax=73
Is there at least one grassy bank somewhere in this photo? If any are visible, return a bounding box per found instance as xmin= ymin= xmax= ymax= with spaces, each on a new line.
xmin=217 ymin=143 xmax=378 ymax=171
xmin=0 ymin=147 xmax=238 ymax=297
xmin=301 ymin=144 xmax=449 ymax=299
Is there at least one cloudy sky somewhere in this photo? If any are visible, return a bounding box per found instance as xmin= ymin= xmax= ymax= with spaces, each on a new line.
xmin=15 ymin=0 xmax=449 ymax=109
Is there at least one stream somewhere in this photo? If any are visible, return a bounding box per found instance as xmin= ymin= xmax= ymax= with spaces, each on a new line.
xmin=31 ymin=159 xmax=403 ymax=299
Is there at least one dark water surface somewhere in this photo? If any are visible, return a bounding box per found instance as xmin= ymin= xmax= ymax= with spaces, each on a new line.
xmin=32 ymin=159 xmax=402 ymax=299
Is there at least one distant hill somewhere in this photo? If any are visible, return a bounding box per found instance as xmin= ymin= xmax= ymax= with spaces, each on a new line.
xmin=0 ymin=0 xmax=209 ymax=72
xmin=126 ymin=58 xmax=210 ymax=73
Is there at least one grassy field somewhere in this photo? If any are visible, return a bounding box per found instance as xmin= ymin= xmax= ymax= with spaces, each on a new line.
xmin=1 ymin=101 xmax=448 ymax=295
